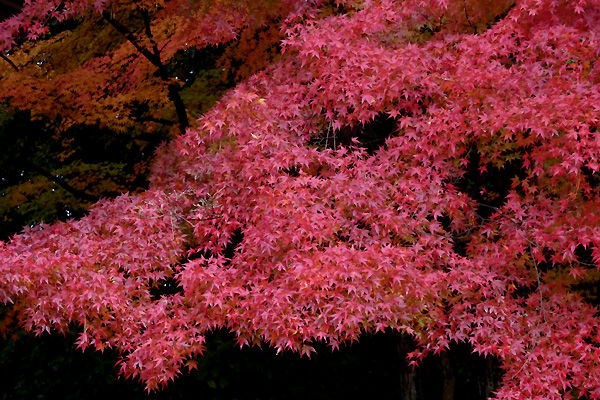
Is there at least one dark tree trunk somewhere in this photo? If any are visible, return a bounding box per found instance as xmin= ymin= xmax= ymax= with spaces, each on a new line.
xmin=168 ymin=83 xmax=190 ymax=134
xmin=440 ymin=352 xmax=456 ymax=400
xmin=481 ymin=356 xmax=497 ymax=399
xmin=397 ymin=336 xmax=417 ymax=400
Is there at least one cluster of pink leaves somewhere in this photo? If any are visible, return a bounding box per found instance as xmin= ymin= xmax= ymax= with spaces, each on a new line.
xmin=0 ymin=0 xmax=269 ymax=55
xmin=1 ymin=0 xmax=599 ymax=397
xmin=0 ymin=0 xmax=99 ymax=48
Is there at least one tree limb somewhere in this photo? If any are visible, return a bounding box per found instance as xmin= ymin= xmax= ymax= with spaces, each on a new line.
xmin=1 ymin=53 xmax=19 ymax=72
xmin=28 ymin=163 xmax=98 ymax=202
xmin=103 ymin=9 xmax=189 ymax=134
xmin=101 ymin=11 xmax=161 ymax=67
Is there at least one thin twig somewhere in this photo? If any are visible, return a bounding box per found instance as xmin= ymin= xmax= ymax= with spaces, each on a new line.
xmin=528 ymin=243 xmax=546 ymax=322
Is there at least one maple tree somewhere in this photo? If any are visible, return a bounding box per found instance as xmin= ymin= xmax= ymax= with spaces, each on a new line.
xmin=0 ymin=0 xmax=287 ymax=239
xmin=1 ymin=0 xmax=599 ymax=398
xmin=0 ymin=0 xmax=290 ymax=135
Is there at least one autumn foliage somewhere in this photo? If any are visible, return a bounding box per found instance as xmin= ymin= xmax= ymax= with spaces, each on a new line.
xmin=1 ymin=0 xmax=599 ymax=398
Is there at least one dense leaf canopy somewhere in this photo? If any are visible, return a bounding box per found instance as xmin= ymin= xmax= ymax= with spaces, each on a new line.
xmin=0 ymin=0 xmax=599 ymax=398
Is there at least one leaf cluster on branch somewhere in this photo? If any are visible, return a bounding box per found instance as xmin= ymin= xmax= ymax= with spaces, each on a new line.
xmin=0 ymin=0 xmax=599 ymax=398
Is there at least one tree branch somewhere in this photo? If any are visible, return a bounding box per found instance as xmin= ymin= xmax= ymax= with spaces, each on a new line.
xmin=101 ymin=11 xmax=161 ymax=67
xmin=140 ymin=8 xmax=161 ymax=60
xmin=1 ymin=53 xmax=19 ymax=72
xmin=103 ymin=9 xmax=189 ymax=134
xmin=139 ymin=8 xmax=189 ymax=133
xmin=28 ymin=164 xmax=98 ymax=202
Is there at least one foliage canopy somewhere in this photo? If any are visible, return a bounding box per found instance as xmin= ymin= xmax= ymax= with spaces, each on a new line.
xmin=0 ymin=0 xmax=599 ymax=398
